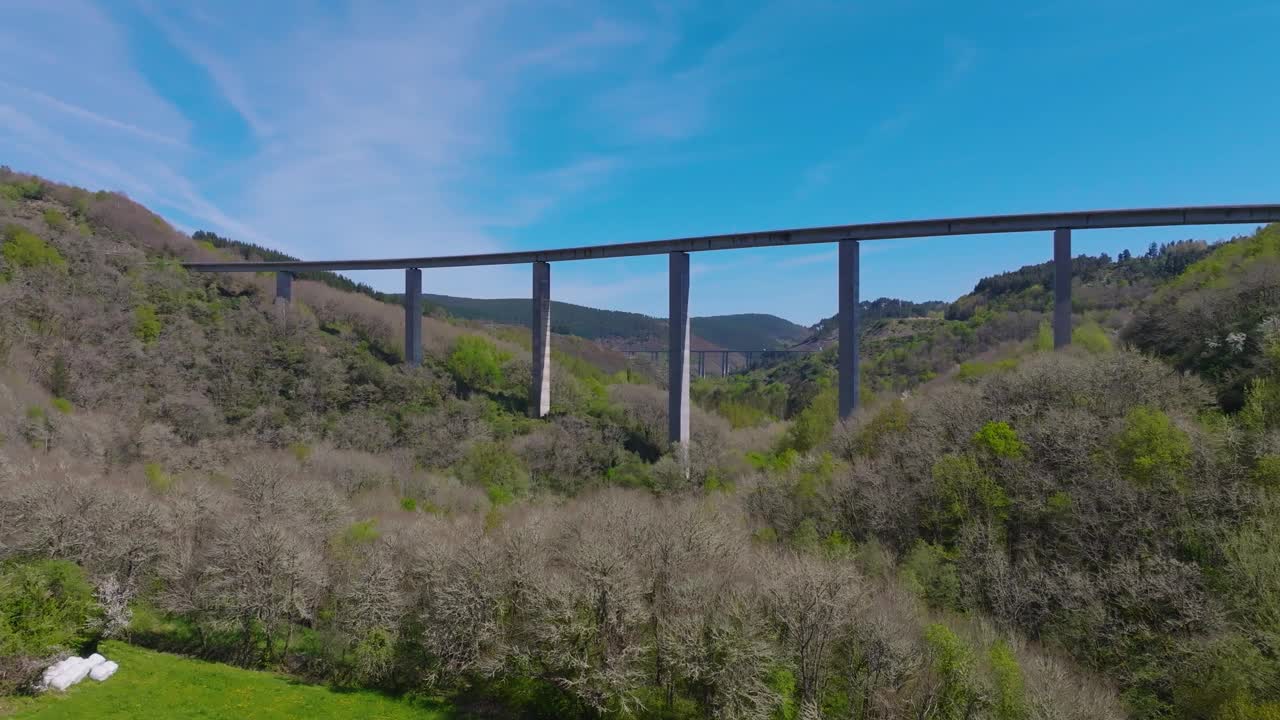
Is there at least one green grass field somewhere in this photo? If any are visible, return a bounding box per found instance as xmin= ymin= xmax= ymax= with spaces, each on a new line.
xmin=2 ymin=641 xmax=451 ymax=719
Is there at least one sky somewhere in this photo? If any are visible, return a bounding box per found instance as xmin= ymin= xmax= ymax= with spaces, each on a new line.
xmin=1 ymin=0 xmax=1277 ymax=325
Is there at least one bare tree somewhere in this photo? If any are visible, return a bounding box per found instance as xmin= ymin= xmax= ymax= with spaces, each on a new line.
xmin=765 ymin=553 xmax=866 ymax=708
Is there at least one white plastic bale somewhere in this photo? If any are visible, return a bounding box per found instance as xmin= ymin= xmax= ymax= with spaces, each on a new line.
xmin=48 ymin=657 xmax=93 ymax=691
xmin=89 ymin=661 xmax=118 ymax=682
xmin=40 ymin=653 xmax=109 ymax=691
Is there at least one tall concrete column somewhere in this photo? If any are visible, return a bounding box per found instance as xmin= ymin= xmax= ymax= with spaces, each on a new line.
xmin=404 ymin=268 xmax=422 ymax=367
xmin=668 ymin=251 xmax=691 ymax=450
xmin=530 ymin=261 xmax=552 ymax=418
xmin=1054 ymin=228 xmax=1072 ymax=349
xmin=838 ymin=239 xmax=861 ymax=420
xmin=275 ymin=271 xmax=293 ymax=304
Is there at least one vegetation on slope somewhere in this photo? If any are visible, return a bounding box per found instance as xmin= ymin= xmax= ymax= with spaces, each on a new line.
xmin=1125 ymin=222 xmax=1280 ymax=410
xmin=4 ymin=167 xmax=1280 ymax=719
xmin=750 ymin=348 xmax=1280 ymax=717
xmin=695 ymin=239 xmax=1230 ymax=430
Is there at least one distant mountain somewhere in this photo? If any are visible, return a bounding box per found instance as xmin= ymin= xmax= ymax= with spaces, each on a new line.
xmin=795 ymin=297 xmax=948 ymax=347
xmin=693 ymin=313 xmax=812 ymax=350
xmin=423 ymin=295 xmax=811 ymax=350
xmin=191 ymin=230 xmax=812 ymax=350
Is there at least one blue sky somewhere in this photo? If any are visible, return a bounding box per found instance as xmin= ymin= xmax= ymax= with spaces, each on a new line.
xmin=1 ymin=0 xmax=1277 ymax=325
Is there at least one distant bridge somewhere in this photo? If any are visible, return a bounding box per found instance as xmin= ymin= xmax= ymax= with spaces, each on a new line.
xmin=624 ymin=348 xmax=822 ymax=377
xmin=183 ymin=204 xmax=1280 ymax=454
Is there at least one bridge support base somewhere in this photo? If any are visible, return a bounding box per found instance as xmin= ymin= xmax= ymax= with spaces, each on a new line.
xmin=530 ymin=261 xmax=552 ymax=418
xmin=1054 ymin=229 xmax=1072 ymax=349
xmin=404 ymin=268 xmax=422 ymax=367
xmin=838 ymin=240 xmax=860 ymax=420
xmin=669 ymin=252 xmax=691 ymax=457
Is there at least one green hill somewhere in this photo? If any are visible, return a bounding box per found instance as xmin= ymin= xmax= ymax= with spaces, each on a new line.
xmin=3 ymin=641 xmax=450 ymax=719
xmin=694 ymin=235 xmax=1241 ymax=423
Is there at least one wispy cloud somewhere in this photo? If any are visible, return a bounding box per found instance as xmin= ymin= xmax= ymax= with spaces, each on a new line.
xmin=135 ymin=2 xmax=273 ymax=138
xmin=0 ymin=0 xmax=663 ymax=300
xmin=0 ymin=0 xmax=806 ymax=309
xmin=0 ymin=78 xmax=188 ymax=149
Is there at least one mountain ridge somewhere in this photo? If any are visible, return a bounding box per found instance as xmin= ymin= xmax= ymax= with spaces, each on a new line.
xmin=192 ymin=230 xmax=813 ymax=350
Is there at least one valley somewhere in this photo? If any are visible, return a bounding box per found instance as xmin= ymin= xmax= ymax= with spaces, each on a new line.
xmin=2 ymin=167 xmax=1280 ymax=719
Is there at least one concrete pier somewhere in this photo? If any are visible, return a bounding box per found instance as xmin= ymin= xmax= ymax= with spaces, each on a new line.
xmin=404 ymin=268 xmax=422 ymax=367
xmin=275 ymin=271 xmax=293 ymax=304
xmin=1054 ymin=228 xmax=1072 ymax=349
xmin=668 ymin=252 xmax=691 ymax=450
xmin=530 ymin=261 xmax=552 ymax=417
xmin=838 ymin=240 xmax=860 ymax=420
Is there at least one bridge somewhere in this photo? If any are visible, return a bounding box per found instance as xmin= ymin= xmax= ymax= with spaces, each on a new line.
xmin=183 ymin=204 xmax=1280 ymax=455
xmin=623 ymin=348 xmax=822 ymax=377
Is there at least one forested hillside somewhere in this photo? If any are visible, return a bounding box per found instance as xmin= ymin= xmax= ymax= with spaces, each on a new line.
xmin=2 ymin=167 xmax=1279 ymax=719
xmin=693 ymin=240 xmax=1228 ymax=429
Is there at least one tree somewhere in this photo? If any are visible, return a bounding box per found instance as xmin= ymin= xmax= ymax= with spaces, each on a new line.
xmin=765 ymin=554 xmax=863 ymax=707
xmin=446 ymin=335 xmax=508 ymax=394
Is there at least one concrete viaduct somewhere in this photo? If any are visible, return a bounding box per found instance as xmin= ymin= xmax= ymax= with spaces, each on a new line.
xmin=184 ymin=204 xmax=1280 ymax=453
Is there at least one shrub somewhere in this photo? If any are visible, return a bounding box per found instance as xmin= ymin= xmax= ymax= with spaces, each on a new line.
xmin=778 ymin=386 xmax=837 ymax=454
xmin=446 ymin=335 xmax=509 ymax=393
xmin=1170 ymin=635 xmax=1279 ymax=720
xmin=2 ymin=224 xmax=65 ymax=276
xmin=144 ymin=462 xmax=174 ymax=493
xmin=605 ymin=455 xmax=654 ymax=489
xmin=399 ymin=497 xmax=417 ymax=512
xmin=1072 ymin=321 xmax=1113 ymax=354
xmin=972 ymin=421 xmax=1027 ymax=459
xmin=1114 ymin=407 xmax=1192 ymax=490
xmin=1252 ymin=455 xmax=1280 ymax=489
xmin=290 ymin=442 xmax=312 ymax=464
xmin=791 ymin=518 xmax=820 ymax=551
xmin=49 ymin=355 xmax=71 ymax=398
xmin=0 ymin=559 xmax=101 ymax=694
xmin=1034 ymin=320 xmax=1053 ymax=351
xmin=923 ymin=624 xmax=980 ymax=720
xmin=1241 ymin=377 xmax=1280 ymax=432
xmin=956 ymin=359 xmax=1017 ymax=382
xmin=340 ymin=519 xmax=380 ymax=547
xmin=746 ymin=448 xmax=798 ymax=473
xmin=51 ymin=397 xmax=72 ymax=414
xmin=0 ymin=179 xmax=44 ymax=200
xmin=20 ymin=406 xmax=52 ymax=450
xmin=901 ymin=541 xmax=962 ymax=611
xmin=719 ymin=400 xmax=769 ymax=429
xmin=134 ymin=303 xmax=162 ymax=344
xmin=989 ymin=641 xmax=1028 ymax=720
xmin=455 ymin=440 xmax=529 ymax=502
xmin=42 ymin=208 xmax=69 ymax=232
xmin=930 ymin=454 xmax=1010 ymax=538
xmin=845 ymin=399 xmax=909 ymax=458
